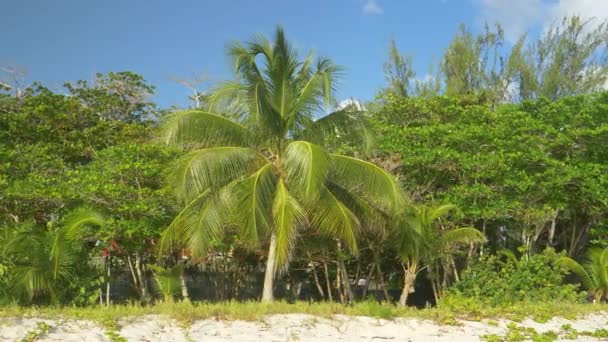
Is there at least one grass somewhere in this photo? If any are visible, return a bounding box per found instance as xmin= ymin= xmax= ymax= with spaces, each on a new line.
xmin=0 ymin=300 xmax=606 ymax=325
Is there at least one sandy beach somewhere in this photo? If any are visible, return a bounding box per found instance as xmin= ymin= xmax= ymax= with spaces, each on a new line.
xmin=1 ymin=312 xmax=607 ymax=341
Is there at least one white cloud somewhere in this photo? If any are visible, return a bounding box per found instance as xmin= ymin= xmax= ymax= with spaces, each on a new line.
xmin=337 ymin=98 xmax=366 ymax=111
xmin=362 ymin=0 xmax=383 ymax=15
xmin=475 ymin=0 xmax=608 ymax=43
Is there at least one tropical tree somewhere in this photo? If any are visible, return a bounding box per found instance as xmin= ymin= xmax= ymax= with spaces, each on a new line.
xmin=558 ymin=248 xmax=608 ymax=303
xmin=393 ymin=204 xmax=485 ymax=306
xmin=149 ymin=263 xmax=184 ymax=302
xmin=160 ymin=26 xmax=404 ymax=302
xmin=2 ymin=209 xmax=104 ymax=302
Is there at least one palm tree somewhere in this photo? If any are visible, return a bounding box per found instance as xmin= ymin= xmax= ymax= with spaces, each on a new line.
xmin=160 ymin=27 xmax=404 ymax=302
xmin=3 ymin=209 xmax=104 ymax=302
xmin=149 ymin=263 xmax=184 ymax=302
xmin=393 ymin=204 xmax=485 ymax=306
xmin=558 ymin=248 xmax=608 ymax=303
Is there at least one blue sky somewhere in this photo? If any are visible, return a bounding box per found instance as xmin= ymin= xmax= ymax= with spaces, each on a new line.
xmin=3 ymin=0 xmax=606 ymax=108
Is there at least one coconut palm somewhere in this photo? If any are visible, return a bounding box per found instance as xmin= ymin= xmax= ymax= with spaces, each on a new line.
xmin=159 ymin=26 xmax=404 ymax=302
xmin=149 ymin=263 xmax=184 ymax=302
xmin=558 ymin=248 xmax=608 ymax=303
xmin=393 ymin=204 xmax=485 ymax=306
xmin=2 ymin=209 xmax=104 ymax=302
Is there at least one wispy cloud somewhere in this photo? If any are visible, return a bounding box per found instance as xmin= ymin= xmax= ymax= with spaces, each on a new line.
xmin=362 ymin=0 xmax=383 ymax=15
xmin=474 ymin=0 xmax=608 ymax=43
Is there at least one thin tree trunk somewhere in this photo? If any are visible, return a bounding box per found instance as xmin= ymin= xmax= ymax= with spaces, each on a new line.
xmin=262 ymin=233 xmax=278 ymax=302
xmin=450 ymin=256 xmax=460 ymax=282
xmin=135 ymin=254 xmax=149 ymax=302
xmin=323 ymin=261 xmax=333 ymax=302
xmin=372 ymin=249 xmax=391 ymax=302
xmin=336 ymin=241 xmax=354 ymax=303
xmin=126 ymin=255 xmax=141 ymax=298
xmin=307 ymin=253 xmax=325 ymax=299
xmin=480 ymin=220 xmax=487 ymax=256
xmin=431 ymin=278 xmax=439 ymax=304
xmin=106 ymin=255 xmax=111 ymax=307
xmin=548 ymin=209 xmax=559 ymax=246
xmin=361 ymin=265 xmax=374 ymax=300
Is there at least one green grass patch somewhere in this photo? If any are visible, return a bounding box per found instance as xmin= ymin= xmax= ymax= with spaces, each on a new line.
xmin=0 ymin=301 xmax=605 ymax=325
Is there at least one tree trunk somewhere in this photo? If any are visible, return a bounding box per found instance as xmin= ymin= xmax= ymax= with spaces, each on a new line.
xmin=372 ymin=248 xmax=391 ymax=303
xmin=361 ymin=265 xmax=374 ymax=300
xmin=399 ymin=270 xmax=415 ymax=307
xmin=323 ymin=261 xmax=333 ymax=302
xmin=135 ymin=254 xmax=149 ymax=302
xmin=105 ymin=255 xmax=111 ymax=307
xmin=261 ymin=232 xmax=278 ymax=302
xmin=307 ymin=253 xmax=325 ymax=299
xmin=548 ymin=209 xmax=559 ymax=246
xmin=126 ymin=255 xmax=141 ymax=298
xmin=180 ymin=271 xmax=190 ymax=302
xmin=336 ymin=241 xmax=354 ymax=303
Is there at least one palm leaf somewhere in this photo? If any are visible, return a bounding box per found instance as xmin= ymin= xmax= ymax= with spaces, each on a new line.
xmin=308 ymin=186 xmax=359 ymax=253
xmin=298 ymin=109 xmax=373 ymax=152
xmin=558 ymin=256 xmax=595 ymax=291
xmin=329 ymin=154 xmax=405 ymax=213
xmin=162 ymin=110 xmax=253 ymax=147
xmin=439 ymin=227 xmax=486 ymax=249
xmin=284 ymin=141 xmax=330 ymax=202
xmin=169 ymin=146 xmax=263 ymax=203
xmin=227 ymin=164 xmax=278 ymax=246
xmin=272 ymin=179 xmax=306 ymax=272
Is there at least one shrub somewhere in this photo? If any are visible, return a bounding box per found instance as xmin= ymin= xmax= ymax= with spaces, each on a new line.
xmin=445 ymin=248 xmax=584 ymax=305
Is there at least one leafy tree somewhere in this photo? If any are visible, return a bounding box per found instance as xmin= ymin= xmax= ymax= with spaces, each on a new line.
xmin=160 ymin=26 xmax=404 ymax=302
xmin=393 ymin=203 xmax=484 ymax=306
xmin=441 ymin=23 xmax=506 ymax=101
xmin=506 ymin=16 xmax=608 ymax=101
xmin=65 ymin=71 xmax=157 ymax=122
xmin=558 ymin=248 xmax=608 ymax=303
xmin=381 ymin=38 xmax=415 ymax=98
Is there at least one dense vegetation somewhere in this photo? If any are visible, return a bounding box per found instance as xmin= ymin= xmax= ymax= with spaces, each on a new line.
xmin=1 ymin=17 xmax=607 ymax=310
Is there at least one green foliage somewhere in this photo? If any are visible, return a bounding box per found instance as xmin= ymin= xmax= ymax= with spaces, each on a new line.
xmin=150 ymin=264 xmax=184 ymax=302
xmin=557 ymin=247 xmax=608 ymax=302
xmin=448 ymin=249 xmax=583 ymax=305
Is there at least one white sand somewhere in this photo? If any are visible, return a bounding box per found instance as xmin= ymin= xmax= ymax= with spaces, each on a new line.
xmin=1 ymin=312 xmax=606 ymax=341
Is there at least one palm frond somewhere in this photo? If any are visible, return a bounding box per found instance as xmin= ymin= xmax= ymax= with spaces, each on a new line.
xmin=284 ymin=141 xmax=330 ymax=202
xmin=297 ymin=109 xmax=374 ymax=152
xmin=558 ymin=256 xmax=595 ymax=291
xmin=308 ymin=187 xmax=359 ymax=254
xmin=161 ymin=110 xmax=253 ymax=147
xmin=272 ymin=179 xmax=306 ymax=272
xmin=439 ymin=227 xmax=486 ymax=249
xmin=227 ymin=164 xmax=278 ymax=246
xmin=169 ymin=146 xmax=263 ymax=203
xmin=329 ymin=154 xmax=406 ymax=213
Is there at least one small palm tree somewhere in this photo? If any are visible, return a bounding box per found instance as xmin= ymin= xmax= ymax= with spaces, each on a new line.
xmin=393 ymin=204 xmax=485 ymax=306
xmin=558 ymin=248 xmax=608 ymax=303
xmin=160 ymin=26 xmax=404 ymax=302
xmin=3 ymin=209 xmax=104 ymax=302
xmin=149 ymin=264 xmax=184 ymax=302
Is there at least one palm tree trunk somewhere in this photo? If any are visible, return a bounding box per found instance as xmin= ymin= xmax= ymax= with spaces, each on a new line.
xmin=262 ymin=232 xmax=278 ymax=302
xmin=399 ymin=269 xmax=415 ymax=307
xmin=180 ymin=272 xmax=190 ymax=302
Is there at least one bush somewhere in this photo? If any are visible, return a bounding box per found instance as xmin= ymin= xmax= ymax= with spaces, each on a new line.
xmin=445 ymin=248 xmax=584 ymax=305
